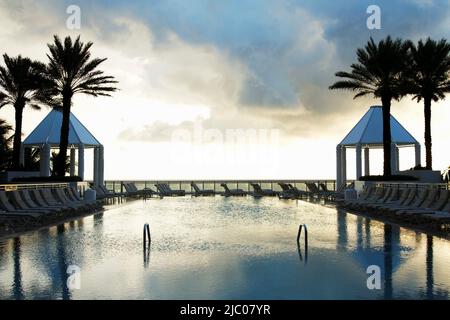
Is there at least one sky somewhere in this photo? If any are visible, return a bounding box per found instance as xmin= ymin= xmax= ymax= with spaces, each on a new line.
xmin=1 ymin=0 xmax=450 ymax=180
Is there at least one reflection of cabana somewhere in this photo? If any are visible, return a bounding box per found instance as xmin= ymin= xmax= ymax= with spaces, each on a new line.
xmin=336 ymin=106 xmax=421 ymax=187
xmin=21 ymin=109 xmax=104 ymax=186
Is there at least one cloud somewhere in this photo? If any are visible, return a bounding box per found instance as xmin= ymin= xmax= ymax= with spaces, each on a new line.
xmin=2 ymin=0 xmax=450 ymax=178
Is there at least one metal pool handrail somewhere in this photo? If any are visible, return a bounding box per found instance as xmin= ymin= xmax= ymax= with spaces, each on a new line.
xmin=297 ymin=224 xmax=308 ymax=248
xmin=143 ymin=223 xmax=151 ymax=247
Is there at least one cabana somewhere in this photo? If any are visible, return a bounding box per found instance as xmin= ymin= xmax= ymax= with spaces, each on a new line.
xmin=21 ymin=109 xmax=104 ymax=186
xmin=336 ymin=106 xmax=420 ymax=188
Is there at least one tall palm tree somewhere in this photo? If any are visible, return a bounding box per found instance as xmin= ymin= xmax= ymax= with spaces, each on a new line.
xmin=0 ymin=54 xmax=49 ymax=169
xmin=409 ymin=38 xmax=450 ymax=170
xmin=329 ymin=36 xmax=411 ymax=176
xmin=46 ymin=35 xmax=118 ymax=177
xmin=0 ymin=118 xmax=13 ymax=170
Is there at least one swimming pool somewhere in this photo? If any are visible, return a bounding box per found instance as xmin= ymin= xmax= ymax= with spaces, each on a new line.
xmin=0 ymin=197 xmax=449 ymax=299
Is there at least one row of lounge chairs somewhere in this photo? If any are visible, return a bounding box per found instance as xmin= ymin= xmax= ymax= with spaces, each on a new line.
xmin=155 ymin=183 xmax=186 ymax=197
xmin=92 ymin=181 xmax=345 ymax=200
xmin=0 ymin=187 xmax=99 ymax=226
xmin=341 ymin=185 xmax=450 ymax=228
xmin=277 ymin=182 xmax=347 ymax=200
xmin=92 ymin=182 xmax=156 ymax=200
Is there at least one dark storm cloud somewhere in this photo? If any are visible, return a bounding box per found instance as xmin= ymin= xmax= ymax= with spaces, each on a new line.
xmin=86 ymin=0 xmax=450 ymax=113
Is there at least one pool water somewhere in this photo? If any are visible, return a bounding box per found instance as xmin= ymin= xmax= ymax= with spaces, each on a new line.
xmin=0 ymin=197 xmax=449 ymax=299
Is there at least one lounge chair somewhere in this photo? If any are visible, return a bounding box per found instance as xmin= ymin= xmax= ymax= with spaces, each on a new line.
xmin=65 ymin=188 xmax=98 ymax=209
xmin=287 ymin=184 xmax=309 ymax=198
xmin=250 ymin=183 xmax=277 ymax=197
xmin=410 ymin=197 xmax=450 ymax=227
xmin=344 ymin=186 xmax=386 ymax=209
xmin=220 ymin=183 xmax=246 ymax=197
xmin=395 ymin=188 xmax=438 ymax=215
xmin=417 ymin=200 xmax=450 ymax=223
xmin=339 ymin=184 xmax=374 ymax=206
xmin=19 ymin=189 xmax=63 ymax=214
xmin=68 ymin=186 xmax=92 ymax=203
xmin=128 ymin=182 xmax=156 ymax=197
xmin=53 ymin=188 xmax=91 ymax=210
xmin=319 ymin=183 xmax=345 ymax=200
xmin=30 ymin=189 xmax=72 ymax=211
xmin=351 ymin=187 xmax=395 ymax=210
xmin=278 ymin=183 xmax=297 ymax=199
xmin=398 ymin=189 xmax=446 ymax=217
xmin=40 ymin=188 xmax=75 ymax=209
xmin=94 ymin=184 xmax=115 ymax=199
xmin=0 ymin=191 xmax=43 ymax=218
xmin=383 ymin=188 xmax=428 ymax=215
xmin=191 ymin=182 xmax=215 ymax=196
xmin=370 ymin=188 xmax=410 ymax=210
xmin=306 ymin=182 xmax=330 ymax=198
xmin=9 ymin=190 xmax=53 ymax=214
xmin=155 ymin=183 xmax=185 ymax=197
xmin=121 ymin=183 xmax=137 ymax=196
xmin=377 ymin=188 xmax=417 ymax=213
xmin=364 ymin=187 xmax=400 ymax=209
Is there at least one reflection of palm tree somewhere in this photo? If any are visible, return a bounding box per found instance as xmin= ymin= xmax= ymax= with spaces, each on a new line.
xmin=329 ymin=37 xmax=410 ymax=176
xmin=383 ymin=224 xmax=393 ymax=299
xmin=337 ymin=209 xmax=348 ymax=250
xmin=13 ymin=238 xmax=24 ymax=300
xmin=56 ymin=224 xmax=71 ymax=300
xmin=364 ymin=219 xmax=371 ymax=249
xmin=45 ymin=35 xmax=118 ymax=176
xmin=356 ymin=216 xmax=363 ymax=250
xmin=426 ymin=236 xmax=434 ymax=299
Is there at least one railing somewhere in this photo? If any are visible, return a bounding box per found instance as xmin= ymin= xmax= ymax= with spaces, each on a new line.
xmin=0 ymin=181 xmax=90 ymax=193
xmin=102 ymin=179 xmax=349 ymax=194
xmin=374 ymin=181 xmax=450 ymax=190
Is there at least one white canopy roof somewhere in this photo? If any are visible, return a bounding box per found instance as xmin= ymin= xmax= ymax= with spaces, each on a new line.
xmin=340 ymin=106 xmax=418 ymax=147
xmin=23 ymin=109 xmax=101 ymax=148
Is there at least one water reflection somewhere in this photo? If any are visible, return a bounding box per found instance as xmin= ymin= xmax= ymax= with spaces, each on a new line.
xmin=336 ymin=209 xmax=348 ymax=251
xmin=143 ymin=246 xmax=150 ymax=269
xmin=383 ymin=224 xmax=393 ymax=299
xmin=426 ymin=235 xmax=433 ymax=299
xmin=0 ymin=198 xmax=449 ymax=299
xmin=56 ymin=225 xmax=71 ymax=300
xmin=12 ymin=238 xmax=24 ymax=300
xmin=297 ymin=243 xmax=308 ymax=264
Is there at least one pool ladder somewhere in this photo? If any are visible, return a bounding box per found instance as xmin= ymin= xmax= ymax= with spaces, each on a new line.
xmin=297 ymin=224 xmax=308 ymax=264
xmin=143 ymin=223 xmax=151 ymax=247
xmin=143 ymin=223 xmax=151 ymax=268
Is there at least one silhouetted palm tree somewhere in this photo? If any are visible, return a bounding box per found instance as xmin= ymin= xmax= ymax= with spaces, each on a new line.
xmin=329 ymin=36 xmax=411 ymax=176
xmin=409 ymin=38 xmax=450 ymax=170
xmin=46 ymin=35 xmax=117 ymax=177
xmin=0 ymin=54 xmax=49 ymax=169
xmin=50 ymin=151 xmax=70 ymax=176
xmin=0 ymin=118 xmax=13 ymax=170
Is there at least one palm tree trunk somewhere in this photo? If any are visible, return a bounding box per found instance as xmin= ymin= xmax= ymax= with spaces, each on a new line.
xmin=424 ymin=97 xmax=432 ymax=170
xmin=56 ymin=94 xmax=72 ymax=177
xmin=382 ymin=96 xmax=392 ymax=177
xmin=12 ymin=102 xmax=24 ymax=169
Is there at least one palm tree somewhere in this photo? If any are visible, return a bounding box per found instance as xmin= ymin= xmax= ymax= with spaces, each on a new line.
xmin=329 ymin=36 xmax=411 ymax=176
xmin=50 ymin=151 xmax=70 ymax=176
xmin=0 ymin=119 xmax=13 ymax=170
xmin=0 ymin=54 xmax=49 ymax=169
xmin=409 ymin=38 xmax=450 ymax=170
xmin=46 ymin=35 xmax=118 ymax=177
